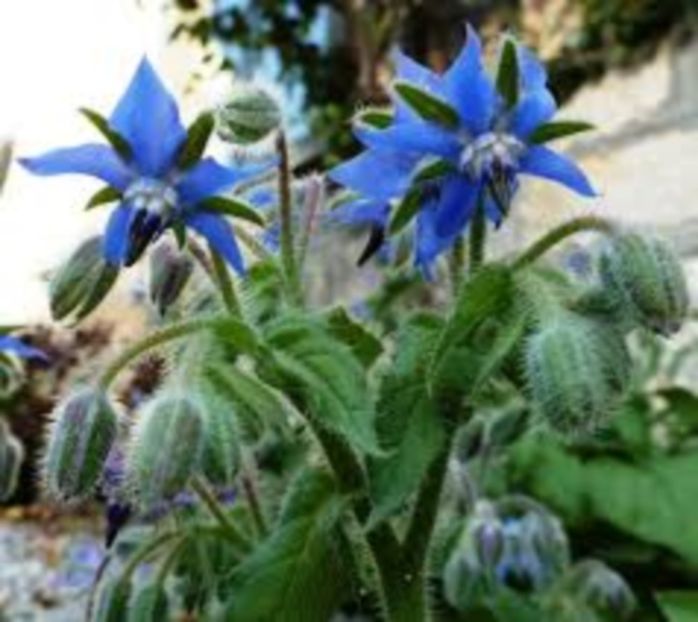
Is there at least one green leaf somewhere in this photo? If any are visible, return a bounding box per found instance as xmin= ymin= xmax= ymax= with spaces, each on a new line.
xmin=496 ymin=39 xmax=519 ymax=109
xmin=85 ymin=186 xmax=121 ymax=210
xmin=241 ymin=260 xmax=285 ymax=325
xmin=263 ymin=315 xmax=380 ymax=455
xmin=388 ymin=187 xmax=422 ymax=235
xmin=79 ymin=108 xmax=132 ymax=160
xmin=176 ymin=111 xmax=215 ymax=170
xmin=200 ymin=196 xmax=265 ymax=227
xmin=529 ymin=121 xmax=594 ymax=144
xmin=355 ymin=107 xmax=393 ymax=129
xmin=656 ymin=591 xmax=698 ymax=622
xmin=128 ymin=583 xmax=168 ymax=622
xmin=325 ymin=307 xmax=383 ymax=368
xmin=224 ymin=469 xmax=349 ymax=622
xmin=429 ymin=265 xmax=515 ymax=390
xmin=393 ymin=81 xmax=460 ymax=129
xmin=369 ymin=313 xmax=446 ymax=524
xmin=209 ymin=316 xmax=260 ymax=355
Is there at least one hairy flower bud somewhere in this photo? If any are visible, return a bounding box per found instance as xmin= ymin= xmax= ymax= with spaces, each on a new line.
xmin=44 ymin=388 xmax=118 ymax=499
xmin=600 ymin=232 xmax=688 ymax=335
xmin=215 ymin=83 xmax=281 ymax=145
xmin=564 ymin=559 xmax=635 ymax=620
xmin=525 ymin=315 xmax=626 ymax=434
xmin=0 ymin=420 xmax=23 ymax=501
xmin=470 ymin=501 xmax=505 ymax=571
xmin=129 ymin=394 xmax=204 ymax=508
xmin=199 ymin=392 xmax=241 ymax=487
xmin=49 ymin=236 xmax=119 ymax=321
xmin=149 ymin=239 xmax=193 ymax=315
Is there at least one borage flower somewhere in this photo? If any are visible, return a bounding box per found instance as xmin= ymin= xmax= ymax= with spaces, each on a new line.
xmin=329 ymin=26 xmax=596 ymax=271
xmin=0 ymin=334 xmax=47 ymax=362
xmin=21 ymin=59 xmax=274 ymax=274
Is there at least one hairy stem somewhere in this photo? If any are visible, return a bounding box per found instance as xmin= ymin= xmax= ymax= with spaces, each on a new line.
xmin=276 ymin=131 xmax=303 ymax=306
xmin=240 ymin=455 xmax=268 ymax=537
xmin=513 ymin=216 xmax=615 ymax=270
xmin=209 ymin=247 xmax=242 ymax=316
xmin=448 ymin=236 xmax=465 ymax=297
xmin=98 ymin=317 xmax=231 ymax=390
xmin=469 ymin=201 xmax=486 ymax=271
xmin=191 ymin=476 xmax=252 ymax=553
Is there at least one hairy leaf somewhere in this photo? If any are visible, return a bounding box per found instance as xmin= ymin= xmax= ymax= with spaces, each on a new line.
xmin=325 ymin=307 xmax=383 ymax=368
xmin=656 ymin=592 xmax=698 ymax=622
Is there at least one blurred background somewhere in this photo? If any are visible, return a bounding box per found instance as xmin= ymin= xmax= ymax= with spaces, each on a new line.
xmin=0 ymin=0 xmax=697 ymax=620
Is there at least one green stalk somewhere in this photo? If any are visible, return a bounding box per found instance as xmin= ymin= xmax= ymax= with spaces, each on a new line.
xmin=276 ymin=131 xmax=303 ymax=306
xmin=240 ymin=455 xmax=268 ymax=537
xmin=98 ymin=317 xmax=230 ymax=390
xmin=469 ymin=200 xmax=487 ymax=271
xmin=191 ymin=476 xmax=252 ymax=553
xmin=209 ymin=246 xmax=242 ymax=316
xmin=513 ymin=215 xmax=615 ymax=270
xmin=448 ymin=236 xmax=465 ymax=297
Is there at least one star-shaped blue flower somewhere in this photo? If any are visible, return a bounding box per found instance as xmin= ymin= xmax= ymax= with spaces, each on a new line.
xmin=329 ymin=26 xmax=596 ymax=270
xmin=0 ymin=335 xmax=47 ymax=361
xmin=21 ymin=59 xmax=273 ymax=274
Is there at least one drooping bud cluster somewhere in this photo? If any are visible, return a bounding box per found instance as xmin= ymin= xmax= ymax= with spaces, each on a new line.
xmin=128 ymin=394 xmax=204 ymax=509
xmin=44 ymin=388 xmax=118 ymax=499
xmin=215 ymin=83 xmax=281 ymax=146
xmin=0 ymin=419 xmax=23 ymax=501
xmin=149 ymin=239 xmax=194 ymax=315
xmin=600 ymin=232 xmax=688 ymax=335
xmin=525 ymin=313 xmax=629 ymax=435
xmin=562 ymin=559 xmax=636 ymax=620
xmin=49 ymin=236 xmax=119 ymax=321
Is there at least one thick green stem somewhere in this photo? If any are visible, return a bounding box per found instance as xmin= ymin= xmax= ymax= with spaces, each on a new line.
xmin=513 ymin=216 xmax=615 ymax=270
xmin=98 ymin=317 xmax=229 ymax=390
xmin=469 ymin=201 xmax=486 ymax=271
xmin=209 ymin=247 xmax=242 ymax=316
xmin=276 ymin=132 xmax=303 ymax=306
xmin=191 ymin=476 xmax=252 ymax=553
xmin=448 ymin=236 xmax=465 ymax=297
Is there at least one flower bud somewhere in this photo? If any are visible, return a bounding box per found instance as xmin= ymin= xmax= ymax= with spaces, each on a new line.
xmin=600 ymin=232 xmax=688 ymax=335
xmin=50 ymin=236 xmax=119 ymax=321
xmin=470 ymin=501 xmax=505 ymax=571
xmin=44 ymin=388 xmax=118 ymax=499
xmin=215 ymin=84 xmax=281 ymax=145
xmin=199 ymin=391 xmax=241 ymax=487
xmin=0 ymin=421 xmax=23 ymax=501
xmin=149 ymin=239 xmax=193 ymax=315
xmin=443 ymin=548 xmax=483 ymax=611
xmin=525 ymin=315 xmax=624 ymax=435
xmin=129 ymin=394 xmax=204 ymax=509
xmin=564 ymin=559 xmax=635 ymax=620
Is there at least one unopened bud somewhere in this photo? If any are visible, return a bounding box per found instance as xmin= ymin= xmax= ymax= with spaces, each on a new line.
xmin=600 ymin=232 xmax=688 ymax=335
xmin=525 ymin=315 xmax=623 ymax=435
xmin=470 ymin=501 xmax=505 ymax=571
xmin=50 ymin=236 xmax=119 ymax=321
xmin=44 ymin=388 xmax=118 ymax=499
xmin=564 ymin=559 xmax=635 ymax=620
xmin=443 ymin=549 xmax=483 ymax=611
xmin=149 ymin=239 xmax=193 ymax=315
xmin=216 ymin=84 xmax=281 ymax=145
xmin=0 ymin=421 xmax=23 ymax=501
xmin=199 ymin=392 xmax=241 ymax=487
xmin=129 ymin=394 xmax=204 ymax=508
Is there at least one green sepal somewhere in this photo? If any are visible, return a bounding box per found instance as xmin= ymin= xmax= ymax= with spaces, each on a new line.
xmin=388 ymin=187 xmax=422 ymax=236
xmin=393 ymin=81 xmax=460 ymax=129
xmin=79 ymin=108 xmax=132 ymax=160
xmin=529 ymin=121 xmax=594 ymax=144
xmin=496 ymin=38 xmax=520 ymax=109
xmin=200 ymin=196 xmax=265 ymax=227
xmin=412 ymin=158 xmax=455 ymax=184
xmin=354 ymin=107 xmax=393 ymax=129
xmin=85 ymin=186 xmax=121 ymax=211
xmin=176 ymin=111 xmax=215 ymax=170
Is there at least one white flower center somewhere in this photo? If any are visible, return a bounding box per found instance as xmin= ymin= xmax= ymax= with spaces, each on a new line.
xmin=459 ymin=132 xmax=525 ymax=180
xmin=124 ymin=178 xmax=179 ymax=216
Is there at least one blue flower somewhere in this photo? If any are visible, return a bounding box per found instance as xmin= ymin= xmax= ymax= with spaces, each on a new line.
xmin=21 ymin=59 xmax=273 ymax=274
xmin=0 ymin=335 xmax=47 ymax=361
xmin=329 ymin=26 xmax=595 ymax=270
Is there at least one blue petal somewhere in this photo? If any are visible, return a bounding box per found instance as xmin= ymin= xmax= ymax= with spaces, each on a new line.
xmin=434 ymin=175 xmax=481 ymax=238
xmin=509 ymin=89 xmax=557 ymax=140
xmin=356 ymin=122 xmax=461 ymax=162
xmin=414 ymin=198 xmax=457 ymax=274
xmin=185 ymin=211 xmax=245 ymax=275
xmin=177 ymin=157 xmax=274 ymax=205
xmin=517 ymin=44 xmax=548 ymax=92
xmin=443 ymin=24 xmax=498 ymax=134
xmin=103 ymin=203 xmax=135 ymax=265
xmin=109 ymin=58 xmax=186 ymax=177
xmin=520 ymin=146 xmax=597 ymax=197
xmin=328 ymin=149 xmax=418 ymax=201
xmin=19 ymin=144 xmax=133 ymax=190
xmin=0 ymin=336 xmax=48 ymax=361
xmin=329 ymin=198 xmax=389 ymax=227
